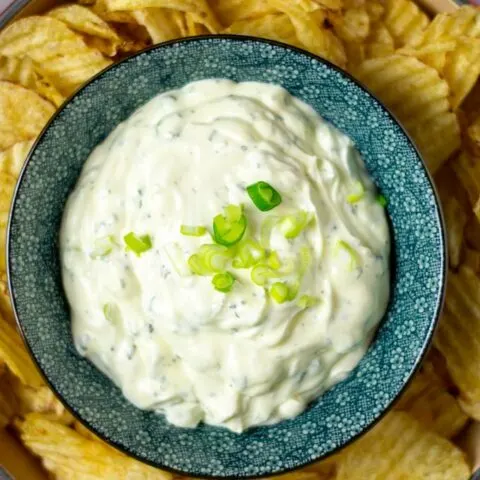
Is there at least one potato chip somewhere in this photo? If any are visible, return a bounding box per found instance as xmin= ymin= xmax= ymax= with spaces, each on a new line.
xmin=0 ymin=56 xmax=64 ymax=108
xmin=81 ymin=0 xmax=138 ymax=23
xmin=210 ymin=0 xmax=275 ymax=27
xmin=0 ymin=371 xmax=17 ymax=428
xmin=0 ymin=82 xmax=54 ymax=151
xmin=434 ymin=267 xmax=480 ymax=413
xmin=47 ymin=4 xmax=122 ymax=57
xmin=353 ymin=55 xmax=460 ymax=172
xmin=444 ymin=38 xmax=480 ymax=110
xmin=395 ymin=368 xmax=468 ymax=438
xmin=105 ymin=0 xmax=222 ymax=33
xmin=452 ymin=151 xmax=480 ymax=211
xmin=365 ymin=1 xmax=384 ymax=25
xmin=132 ymin=9 xmax=182 ymax=42
xmin=266 ymin=0 xmax=346 ymax=67
xmin=467 ymin=115 xmax=480 ymax=157
xmin=332 ymin=6 xmax=370 ymax=43
xmin=443 ymin=195 xmax=468 ymax=268
xmin=336 ymin=411 xmax=470 ymax=479
xmin=225 ymin=14 xmax=303 ymax=48
xmin=74 ymin=421 xmax=101 ymax=442
xmin=364 ymin=23 xmax=395 ymax=60
xmin=0 ymin=17 xmax=112 ymax=95
xmin=463 ymin=247 xmax=480 ymax=274
xmin=0 ymin=316 xmax=43 ymax=387
xmin=0 ymin=140 xmax=33 ymax=180
xmin=384 ymin=0 xmax=430 ymax=47
xmin=0 ymin=272 xmax=14 ymax=326
xmin=19 ymin=413 xmax=173 ymax=479
xmin=185 ymin=12 xmax=209 ymax=36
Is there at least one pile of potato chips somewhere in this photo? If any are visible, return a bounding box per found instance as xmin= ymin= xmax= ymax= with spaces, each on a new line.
xmin=0 ymin=0 xmax=479 ymax=478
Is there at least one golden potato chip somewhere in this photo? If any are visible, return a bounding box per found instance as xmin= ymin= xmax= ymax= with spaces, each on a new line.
xmin=0 ymin=17 xmax=112 ymax=95
xmin=365 ymin=0 xmax=384 ymax=25
xmin=0 ymin=272 xmax=14 ymax=326
xmin=210 ymin=0 xmax=274 ymax=27
xmin=384 ymin=0 xmax=430 ymax=47
xmin=81 ymin=0 xmax=138 ymax=23
xmin=74 ymin=421 xmax=101 ymax=442
xmin=443 ymin=195 xmax=468 ymax=268
xmin=19 ymin=413 xmax=173 ymax=479
xmin=266 ymin=0 xmax=346 ymax=67
xmin=463 ymin=247 xmax=480 ymax=274
xmin=354 ymin=55 xmax=460 ymax=173
xmin=105 ymin=0 xmax=222 ymax=33
xmin=0 ymin=316 xmax=43 ymax=387
xmin=0 ymin=140 xmax=34 ymax=180
xmin=466 ymin=115 xmax=480 ymax=156
xmin=47 ymin=4 xmax=122 ymax=57
xmin=434 ymin=267 xmax=480 ymax=412
xmin=364 ymin=23 xmax=395 ymax=60
xmin=332 ymin=6 xmax=370 ymax=43
xmin=336 ymin=411 xmax=470 ymax=479
xmin=185 ymin=12 xmax=210 ymax=36
xmin=397 ymin=40 xmax=456 ymax=58
xmin=0 ymin=82 xmax=54 ymax=150
xmin=0 ymin=371 xmax=17 ymax=428
xmin=225 ymin=14 xmax=303 ymax=48
xmin=0 ymin=56 xmax=64 ymax=108
xmin=132 ymin=9 xmax=182 ymax=42
xmin=452 ymin=151 xmax=480 ymax=211
xmin=395 ymin=368 xmax=468 ymax=438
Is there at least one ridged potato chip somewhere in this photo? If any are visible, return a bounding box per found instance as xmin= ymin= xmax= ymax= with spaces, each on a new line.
xmin=0 ymin=316 xmax=43 ymax=387
xmin=464 ymin=247 xmax=480 ymax=274
xmin=0 ymin=82 xmax=54 ymax=150
xmin=467 ymin=115 xmax=480 ymax=157
xmin=105 ymin=0 xmax=222 ymax=33
xmin=47 ymin=4 xmax=122 ymax=57
xmin=444 ymin=38 xmax=480 ymax=109
xmin=434 ymin=267 xmax=480 ymax=414
xmin=0 ymin=370 xmax=17 ymax=428
xmin=354 ymin=55 xmax=460 ymax=172
xmin=452 ymin=151 xmax=480 ymax=213
xmin=336 ymin=411 xmax=470 ymax=479
xmin=0 ymin=140 xmax=33 ymax=180
xmin=132 ymin=9 xmax=183 ymax=42
xmin=0 ymin=272 xmax=14 ymax=326
xmin=331 ymin=6 xmax=370 ymax=43
xmin=225 ymin=14 xmax=303 ymax=48
xmin=0 ymin=56 xmax=64 ymax=107
xmin=384 ymin=0 xmax=429 ymax=47
xmin=0 ymin=17 xmax=112 ymax=95
xmin=395 ymin=367 xmax=468 ymax=438
xmin=19 ymin=413 xmax=173 ymax=480
xmin=266 ymin=0 xmax=346 ymax=67
xmin=210 ymin=0 xmax=274 ymax=27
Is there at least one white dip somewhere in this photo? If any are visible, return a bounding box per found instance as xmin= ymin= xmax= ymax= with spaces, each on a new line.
xmin=60 ymin=79 xmax=390 ymax=433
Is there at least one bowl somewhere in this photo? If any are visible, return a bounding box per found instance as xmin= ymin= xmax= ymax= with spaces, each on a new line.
xmin=7 ymin=36 xmax=446 ymax=478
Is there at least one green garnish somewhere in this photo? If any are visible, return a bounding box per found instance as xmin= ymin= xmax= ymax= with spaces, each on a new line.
xmin=232 ymin=240 xmax=265 ymax=268
xmin=188 ymin=244 xmax=232 ymax=275
xmin=103 ymin=303 xmax=120 ymax=323
xmin=124 ymin=232 xmax=152 ymax=256
xmin=347 ymin=181 xmax=365 ymax=204
xmin=299 ymin=246 xmax=312 ymax=276
xmin=266 ymin=251 xmax=281 ymax=270
xmin=270 ymin=282 xmax=289 ymax=303
xmin=336 ymin=239 xmax=360 ymax=270
xmin=251 ymin=264 xmax=277 ymax=286
xmin=180 ymin=225 xmax=207 ymax=237
xmin=297 ymin=294 xmax=320 ymax=309
xmin=212 ymin=272 xmax=235 ymax=293
xmin=246 ymin=181 xmax=282 ymax=211
xmin=213 ymin=204 xmax=247 ymax=247
xmin=377 ymin=194 xmax=388 ymax=207
xmin=91 ymin=235 xmax=116 ymax=258
xmin=279 ymin=211 xmax=314 ymax=239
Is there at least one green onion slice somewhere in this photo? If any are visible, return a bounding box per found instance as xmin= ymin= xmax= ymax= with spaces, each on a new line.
xmin=246 ymin=181 xmax=282 ymax=211
xmin=103 ymin=303 xmax=120 ymax=323
xmin=347 ymin=181 xmax=365 ymax=204
xmin=212 ymin=272 xmax=235 ymax=293
xmin=232 ymin=240 xmax=266 ymax=268
xmin=213 ymin=204 xmax=247 ymax=247
xmin=266 ymin=251 xmax=281 ymax=270
xmin=336 ymin=239 xmax=360 ymax=270
xmin=188 ymin=244 xmax=232 ymax=275
xmin=279 ymin=211 xmax=314 ymax=239
xmin=297 ymin=295 xmax=320 ymax=309
xmin=376 ymin=194 xmax=387 ymax=207
xmin=270 ymin=282 xmax=289 ymax=303
xmin=180 ymin=225 xmax=207 ymax=237
xmin=91 ymin=235 xmax=116 ymax=259
xmin=124 ymin=232 xmax=152 ymax=256
xmin=251 ymin=264 xmax=278 ymax=286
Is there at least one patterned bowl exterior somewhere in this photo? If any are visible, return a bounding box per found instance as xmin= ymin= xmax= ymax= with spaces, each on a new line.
xmin=7 ymin=36 xmax=446 ymax=478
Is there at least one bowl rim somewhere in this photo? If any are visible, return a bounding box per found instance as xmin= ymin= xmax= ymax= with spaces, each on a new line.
xmin=7 ymin=34 xmax=448 ymax=479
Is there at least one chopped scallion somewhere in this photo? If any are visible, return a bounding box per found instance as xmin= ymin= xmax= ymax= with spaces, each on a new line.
xmin=91 ymin=235 xmax=116 ymax=259
xmin=180 ymin=225 xmax=207 ymax=237
xmin=246 ymin=181 xmax=282 ymax=211
xmin=124 ymin=232 xmax=152 ymax=256
xmin=377 ymin=194 xmax=388 ymax=207
xmin=103 ymin=303 xmax=120 ymax=323
xmin=279 ymin=211 xmax=314 ymax=239
xmin=188 ymin=244 xmax=232 ymax=275
xmin=297 ymin=295 xmax=320 ymax=309
xmin=213 ymin=204 xmax=247 ymax=247
xmin=212 ymin=272 xmax=235 ymax=293
xmin=251 ymin=264 xmax=277 ymax=286
xmin=232 ymin=240 xmax=265 ymax=268
xmin=336 ymin=239 xmax=360 ymax=270
xmin=347 ymin=181 xmax=365 ymax=204
xmin=270 ymin=282 xmax=289 ymax=303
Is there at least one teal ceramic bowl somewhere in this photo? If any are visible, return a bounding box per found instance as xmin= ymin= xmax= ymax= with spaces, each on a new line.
xmin=7 ymin=36 xmax=446 ymax=478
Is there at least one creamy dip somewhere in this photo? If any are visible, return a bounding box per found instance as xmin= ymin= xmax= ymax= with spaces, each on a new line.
xmin=60 ymin=79 xmax=390 ymax=433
